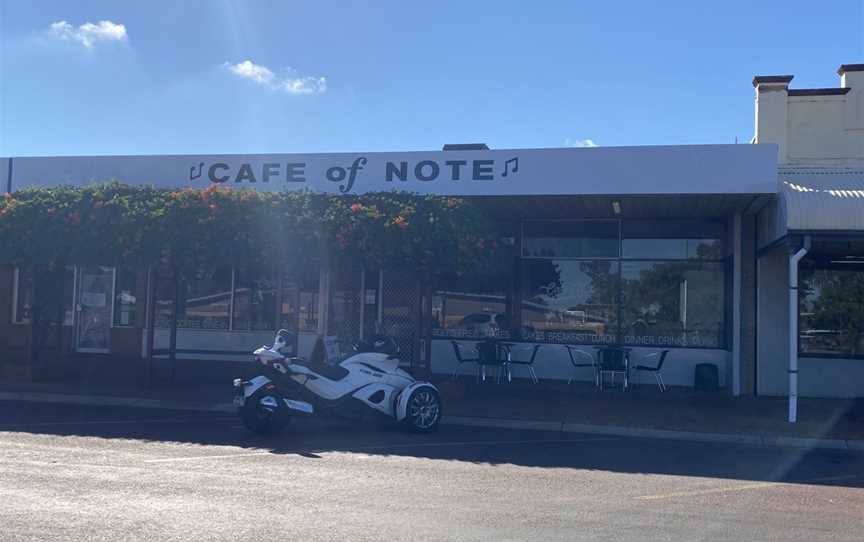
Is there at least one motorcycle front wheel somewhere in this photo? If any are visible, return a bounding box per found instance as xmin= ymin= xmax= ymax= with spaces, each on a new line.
xmin=403 ymin=388 xmax=441 ymax=433
xmin=240 ymin=392 xmax=288 ymax=435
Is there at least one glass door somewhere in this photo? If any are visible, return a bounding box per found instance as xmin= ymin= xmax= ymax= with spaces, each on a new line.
xmin=76 ymin=266 xmax=114 ymax=353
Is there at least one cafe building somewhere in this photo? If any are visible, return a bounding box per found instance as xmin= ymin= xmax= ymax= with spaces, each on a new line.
xmin=1 ymin=64 xmax=862 ymax=403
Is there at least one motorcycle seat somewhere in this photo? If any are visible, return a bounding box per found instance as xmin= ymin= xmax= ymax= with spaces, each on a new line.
xmin=302 ymin=361 xmax=350 ymax=382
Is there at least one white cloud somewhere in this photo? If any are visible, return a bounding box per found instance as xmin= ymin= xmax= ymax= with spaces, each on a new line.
xmin=565 ymin=138 xmax=598 ymax=148
xmin=279 ymin=76 xmax=327 ymax=95
xmin=225 ymin=60 xmax=327 ymax=95
xmin=48 ymin=20 xmax=128 ymax=48
xmin=227 ymin=60 xmax=275 ymax=85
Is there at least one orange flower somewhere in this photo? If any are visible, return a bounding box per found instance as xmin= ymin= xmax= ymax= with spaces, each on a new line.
xmin=350 ymin=203 xmax=363 ymax=212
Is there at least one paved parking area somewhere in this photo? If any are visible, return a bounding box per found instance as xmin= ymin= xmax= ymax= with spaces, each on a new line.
xmin=0 ymin=401 xmax=862 ymax=541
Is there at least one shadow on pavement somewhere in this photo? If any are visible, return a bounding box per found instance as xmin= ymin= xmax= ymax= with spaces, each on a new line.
xmin=1 ymin=400 xmax=862 ymax=490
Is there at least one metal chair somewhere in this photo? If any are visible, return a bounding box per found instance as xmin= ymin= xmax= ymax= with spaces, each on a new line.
xmin=597 ymin=347 xmax=629 ymax=390
xmin=563 ymin=345 xmax=598 ymax=386
xmin=450 ymin=340 xmax=479 ymax=380
xmin=503 ymin=343 xmax=541 ymax=384
xmin=633 ymin=350 xmax=669 ymax=391
xmin=476 ymin=339 xmax=508 ymax=383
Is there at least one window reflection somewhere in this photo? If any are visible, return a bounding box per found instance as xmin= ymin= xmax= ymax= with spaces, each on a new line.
xmin=432 ymin=274 xmax=510 ymax=339
xmin=800 ymin=263 xmax=864 ymax=357
xmin=233 ymin=269 xmax=277 ymax=331
xmin=620 ymin=261 xmax=725 ymax=348
xmin=622 ymin=221 xmax=724 ymax=260
xmin=280 ymin=269 xmax=320 ymax=333
xmin=156 ymin=268 xmax=232 ymax=330
xmin=329 ymin=266 xmax=362 ymax=345
xmin=523 ymin=221 xmax=619 ymax=258
xmin=14 ymin=266 xmax=74 ymax=326
xmin=113 ymin=268 xmax=138 ymax=327
xmin=521 ymin=260 xmax=619 ymax=344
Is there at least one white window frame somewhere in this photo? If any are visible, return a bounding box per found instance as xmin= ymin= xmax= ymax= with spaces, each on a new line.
xmin=75 ymin=266 xmax=115 ymax=354
xmin=11 ymin=267 xmax=25 ymax=325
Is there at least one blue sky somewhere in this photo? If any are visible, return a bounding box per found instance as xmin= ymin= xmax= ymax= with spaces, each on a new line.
xmin=1 ymin=0 xmax=861 ymax=157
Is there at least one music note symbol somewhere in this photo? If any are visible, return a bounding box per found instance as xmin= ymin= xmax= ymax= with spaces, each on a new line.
xmin=502 ymin=157 xmax=519 ymax=177
xmin=190 ymin=162 xmax=205 ymax=180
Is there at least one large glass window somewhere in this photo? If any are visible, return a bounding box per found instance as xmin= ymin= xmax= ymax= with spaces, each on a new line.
xmin=280 ymin=268 xmax=320 ymax=332
xmin=329 ymin=266 xmax=363 ymax=345
xmin=523 ymin=220 xmax=619 ymax=258
xmin=176 ymin=268 xmax=232 ymax=330
xmin=432 ymin=274 xmax=510 ymax=339
xmin=622 ymin=221 xmax=724 ymax=260
xmin=13 ymin=267 xmax=35 ymax=324
xmin=521 ymin=260 xmax=619 ymax=345
xmin=620 ymin=261 xmax=725 ymax=348
xmin=516 ymin=219 xmax=727 ymax=349
xmin=154 ymin=266 xmax=320 ymax=332
xmin=13 ymin=266 xmax=74 ymax=325
xmin=232 ymin=269 xmax=277 ymax=331
xmin=800 ymin=261 xmax=864 ymax=357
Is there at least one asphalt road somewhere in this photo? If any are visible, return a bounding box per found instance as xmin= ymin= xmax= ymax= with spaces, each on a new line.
xmin=0 ymin=401 xmax=862 ymax=541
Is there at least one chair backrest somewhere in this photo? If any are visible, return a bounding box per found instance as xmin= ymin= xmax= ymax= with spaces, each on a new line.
xmin=476 ymin=340 xmax=500 ymax=364
xmin=451 ymin=341 xmax=473 ymax=362
xmin=598 ymin=348 xmax=626 ymax=371
xmin=655 ymin=350 xmax=669 ymax=370
xmin=564 ymin=345 xmax=594 ymax=366
xmin=528 ymin=344 xmax=542 ymax=363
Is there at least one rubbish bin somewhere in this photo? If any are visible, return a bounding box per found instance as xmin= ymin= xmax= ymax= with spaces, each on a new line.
xmin=694 ymin=363 xmax=719 ymax=391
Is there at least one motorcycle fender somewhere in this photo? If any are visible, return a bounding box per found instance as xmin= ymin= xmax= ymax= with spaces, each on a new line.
xmin=282 ymin=398 xmax=314 ymax=414
xmin=395 ymin=382 xmax=439 ymax=422
xmin=240 ymin=375 xmax=273 ymax=399
xmin=352 ymin=384 xmax=396 ymax=417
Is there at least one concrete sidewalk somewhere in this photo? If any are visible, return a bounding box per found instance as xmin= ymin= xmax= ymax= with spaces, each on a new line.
xmin=1 ymin=386 xmax=862 ymax=452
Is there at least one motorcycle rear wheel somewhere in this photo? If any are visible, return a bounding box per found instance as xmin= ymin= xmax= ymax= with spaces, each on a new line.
xmin=240 ymin=393 xmax=288 ymax=435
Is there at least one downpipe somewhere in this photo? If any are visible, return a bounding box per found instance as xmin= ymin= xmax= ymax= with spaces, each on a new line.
xmin=788 ymin=236 xmax=810 ymax=423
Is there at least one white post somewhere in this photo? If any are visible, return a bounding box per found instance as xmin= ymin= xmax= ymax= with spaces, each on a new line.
xmin=318 ymin=266 xmax=329 ymax=336
xmin=732 ymin=213 xmax=743 ymax=396
xmin=359 ymin=268 xmax=365 ymax=340
xmin=788 ymin=237 xmax=810 ymax=423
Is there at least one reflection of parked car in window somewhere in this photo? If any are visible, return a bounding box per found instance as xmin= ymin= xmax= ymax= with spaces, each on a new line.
xmin=457 ymin=313 xmax=507 ymax=336
xmin=563 ymin=307 xmax=587 ymax=323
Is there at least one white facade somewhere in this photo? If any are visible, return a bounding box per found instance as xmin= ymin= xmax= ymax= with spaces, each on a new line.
xmin=753 ymin=66 xmax=864 ymax=166
xmin=754 ymin=64 xmax=864 ymax=400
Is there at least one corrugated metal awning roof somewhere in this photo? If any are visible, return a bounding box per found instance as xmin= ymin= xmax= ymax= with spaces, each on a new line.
xmin=780 ymin=167 xmax=864 ymax=232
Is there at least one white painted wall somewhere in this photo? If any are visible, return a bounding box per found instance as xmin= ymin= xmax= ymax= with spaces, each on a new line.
xmin=756 ymin=247 xmax=790 ymax=395
xmin=787 ymin=95 xmax=863 ymax=163
xmin=754 ymin=69 xmax=864 ymax=166
xmin=430 ymin=339 xmax=729 ymax=388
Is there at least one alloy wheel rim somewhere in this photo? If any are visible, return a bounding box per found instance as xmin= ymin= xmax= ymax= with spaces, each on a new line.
xmin=409 ymin=390 xmax=440 ymax=429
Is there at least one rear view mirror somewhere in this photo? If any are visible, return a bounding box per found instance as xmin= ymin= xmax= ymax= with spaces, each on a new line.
xmin=273 ymin=329 xmax=293 ymax=350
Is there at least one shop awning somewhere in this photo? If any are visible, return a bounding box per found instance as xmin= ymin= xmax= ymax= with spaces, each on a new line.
xmin=780 ymin=167 xmax=864 ymax=232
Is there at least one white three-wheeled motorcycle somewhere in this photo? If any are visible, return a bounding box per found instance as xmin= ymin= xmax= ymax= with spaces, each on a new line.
xmin=234 ymin=330 xmax=442 ymax=435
